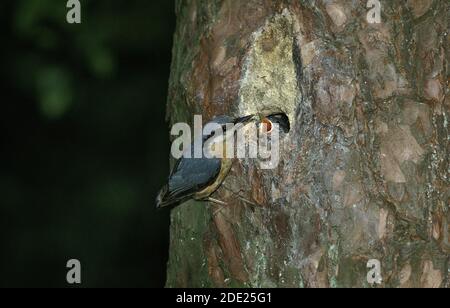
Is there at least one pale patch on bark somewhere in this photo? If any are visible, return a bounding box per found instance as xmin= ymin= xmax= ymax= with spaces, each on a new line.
xmin=343 ymin=183 xmax=364 ymax=207
xmin=399 ymin=263 xmax=412 ymax=287
xmin=402 ymin=101 xmax=420 ymax=125
xmin=381 ymin=152 xmax=406 ymax=183
xmin=380 ymin=125 xmax=424 ymax=183
xmin=358 ymin=25 xmax=410 ymax=100
xmin=326 ymin=3 xmax=347 ymax=28
xmin=271 ymin=182 xmax=281 ymax=201
xmin=238 ymin=10 xmax=299 ymax=124
xmin=315 ymin=77 xmax=356 ymax=127
xmin=432 ymin=218 xmax=441 ymax=241
xmin=332 ymin=170 xmax=346 ymax=191
xmin=300 ymin=40 xmax=319 ymax=67
xmin=424 ymin=79 xmax=443 ymax=102
xmin=407 ymin=0 xmax=433 ymax=18
xmin=300 ymin=248 xmax=328 ymax=288
xmin=374 ymin=119 xmax=389 ymax=134
xmin=420 ymin=260 xmax=442 ymax=288
xmin=378 ymin=208 xmax=389 ymax=240
xmin=212 ymin=46 xmax=227 ymax=70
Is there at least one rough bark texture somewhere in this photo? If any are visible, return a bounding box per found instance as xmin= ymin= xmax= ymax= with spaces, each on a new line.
xmin=165 ymin=0 xmax=449 ymax=288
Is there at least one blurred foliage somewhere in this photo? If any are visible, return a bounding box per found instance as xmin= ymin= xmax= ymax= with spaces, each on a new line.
xmin=0 ymin=0 xmax=175 ymax=287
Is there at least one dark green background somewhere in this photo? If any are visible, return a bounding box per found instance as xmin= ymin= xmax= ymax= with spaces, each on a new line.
xmin=0 ymin=0 xmax=175 ymax=287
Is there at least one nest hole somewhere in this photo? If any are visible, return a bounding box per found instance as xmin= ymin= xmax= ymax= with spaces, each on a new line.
xmin=261 ymin=113 xmax=290 ymax=134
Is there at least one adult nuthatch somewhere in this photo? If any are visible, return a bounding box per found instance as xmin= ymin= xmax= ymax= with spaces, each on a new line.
xmin=156 ymin=114 xmax=254 ymax=209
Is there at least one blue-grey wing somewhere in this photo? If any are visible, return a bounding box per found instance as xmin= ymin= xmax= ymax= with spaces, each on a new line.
xmin=166 ymin=156 xmax=221 ymax=200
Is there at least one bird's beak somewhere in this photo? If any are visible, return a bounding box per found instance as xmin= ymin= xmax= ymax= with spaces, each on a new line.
xmin=234 ymin=114 xmax=255 ymax=124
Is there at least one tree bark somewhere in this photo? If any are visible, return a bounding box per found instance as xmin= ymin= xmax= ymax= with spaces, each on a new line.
xmin=165 ymin=0 xmax=449 ymax=288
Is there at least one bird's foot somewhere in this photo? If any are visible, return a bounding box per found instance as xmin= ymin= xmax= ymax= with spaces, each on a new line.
xmin=207 ymin=197 xmax=227 ymax=206
xmin=206 ymin=198 xmax=229 ymax=217
xmin=222 ymin=184 xmax=260 ymax=208
xmin=237 ymin=196 xmax=259 ymax=207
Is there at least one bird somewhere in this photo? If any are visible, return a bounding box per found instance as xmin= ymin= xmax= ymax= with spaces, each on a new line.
xmin=262 ymin=113 xmax=290 ymax=133
xmin=156 ymin=114 xmax=255 ymax=209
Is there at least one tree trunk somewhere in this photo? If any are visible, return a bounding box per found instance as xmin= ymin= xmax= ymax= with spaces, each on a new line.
xmin=165 ymin=0 xmax=449 ymax=288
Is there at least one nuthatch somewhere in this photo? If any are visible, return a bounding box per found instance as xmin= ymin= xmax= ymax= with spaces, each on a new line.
xmin=156 ymin=114 xmax=254 ymax=209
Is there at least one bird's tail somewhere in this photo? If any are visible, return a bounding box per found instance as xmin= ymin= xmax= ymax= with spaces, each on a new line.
xmin=155 ymin=185 xmax=190 ymax=209
xmin=156 ymin=185 xmax=170 ymax=208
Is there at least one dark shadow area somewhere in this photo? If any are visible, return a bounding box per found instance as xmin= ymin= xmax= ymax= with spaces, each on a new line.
xmin=0 ymin=0 xmax=175 ymax=287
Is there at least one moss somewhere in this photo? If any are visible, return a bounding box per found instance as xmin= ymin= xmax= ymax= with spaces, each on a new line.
xmin=327 ymin=243 xmax=340 ymax=288
xmin=166 ymin=201 xmax=212 ymax=287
